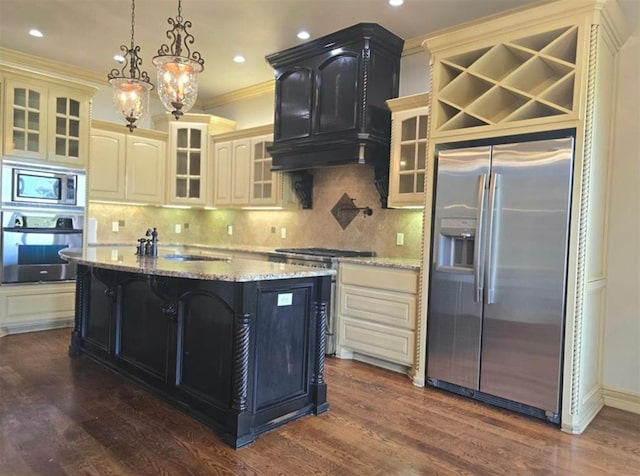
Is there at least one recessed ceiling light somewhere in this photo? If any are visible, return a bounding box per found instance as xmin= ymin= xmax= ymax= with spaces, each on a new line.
xmin=297 ymin=31 xmax=310 ymax=40
xmin=389 ymin=0 xmax=404 ymax=6
xmin=113 ymin=54 xmax=126 ymax=64
xmin=29 ymin=29 xmax=44 ymax=38
xmin=233 ymin=55 xmax=246 ymax=63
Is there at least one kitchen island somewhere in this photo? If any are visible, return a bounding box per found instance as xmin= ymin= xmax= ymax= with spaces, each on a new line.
xmin=61 ymin=247 xmax=333 ymax=449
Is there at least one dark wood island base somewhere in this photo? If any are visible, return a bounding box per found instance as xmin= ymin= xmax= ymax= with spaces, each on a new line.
xmin=67 ymin=261 xmax=331 ymax=449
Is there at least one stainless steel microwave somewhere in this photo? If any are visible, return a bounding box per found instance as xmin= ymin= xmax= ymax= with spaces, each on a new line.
xmin=5 ymin=166 xmax=79 ymax=206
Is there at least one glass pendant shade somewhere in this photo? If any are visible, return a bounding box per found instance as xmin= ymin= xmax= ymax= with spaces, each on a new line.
xmin=109 ymin=77 xmax=153 ymax=131
xmin=153 ymin=0 xmax=205 ymax=120
xmin=153 ymin=56 xmax=202 ymax=119
xmin=107 ymin=0 xmax=153 ymax=132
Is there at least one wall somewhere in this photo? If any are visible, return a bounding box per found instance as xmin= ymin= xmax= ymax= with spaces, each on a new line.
xmin=602 ymin=34 xmax=640 ymax=399
xmin=88 ymin=164 xmax=423 ymax=258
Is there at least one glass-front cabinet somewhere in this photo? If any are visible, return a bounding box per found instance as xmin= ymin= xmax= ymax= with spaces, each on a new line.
xmin=174 ymin=125 xmax=204 ymax=202
xmin=386 ymin=93 xmax=430 ymax=208
xmin=250 ymin=135 xmax=276 ymax=205
xmin=154 ymin=113 xmax=236 ymax=207
xmin=2 ymin=73 xmax=94 ymax=166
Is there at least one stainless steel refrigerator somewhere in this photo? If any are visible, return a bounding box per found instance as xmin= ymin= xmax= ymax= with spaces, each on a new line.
xmin=426 ymin=135 xmax=574 ymax=423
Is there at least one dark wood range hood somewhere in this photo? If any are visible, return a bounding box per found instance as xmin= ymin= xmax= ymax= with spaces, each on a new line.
xmin=265 ymin=23 xmax=404 ymax=208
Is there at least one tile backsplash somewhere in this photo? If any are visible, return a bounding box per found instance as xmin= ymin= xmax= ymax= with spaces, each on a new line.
xmin=88 ymin=165 xmax=424 ymax=259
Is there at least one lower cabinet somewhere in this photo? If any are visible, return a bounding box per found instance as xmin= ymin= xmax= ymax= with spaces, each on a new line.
xmin=0 ymin=282 xmax=76 ymax=336
xmin=336 ymin=262 xmax=419 ymax=370
xmin=72 ymin=265 xmax=330 ymax=448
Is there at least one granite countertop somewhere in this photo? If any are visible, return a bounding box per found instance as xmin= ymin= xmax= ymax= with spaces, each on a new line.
xmin=61 ymin=246 xmax=335 ymax=282
xmin=338 ymin=256 xmax=422 ymax=271
xmin=87 ymin=243 xmax=422 ymax=271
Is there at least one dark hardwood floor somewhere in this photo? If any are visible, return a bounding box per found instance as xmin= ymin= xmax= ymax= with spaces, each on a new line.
xmin=1 ymin=329 xmax=638 ymax=475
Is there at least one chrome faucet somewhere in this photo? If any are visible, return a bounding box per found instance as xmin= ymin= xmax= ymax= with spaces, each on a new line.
xmin=136 ymin=227 xmax=159 ymax=257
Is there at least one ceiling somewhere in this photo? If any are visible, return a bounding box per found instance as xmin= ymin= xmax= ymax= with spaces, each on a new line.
xmin=0 ymin=0 xmax=637 ymax=107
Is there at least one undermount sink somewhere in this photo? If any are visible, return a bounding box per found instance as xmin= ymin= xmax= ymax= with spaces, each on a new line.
xmin=163 ymin=253 xmax=229 ymax=262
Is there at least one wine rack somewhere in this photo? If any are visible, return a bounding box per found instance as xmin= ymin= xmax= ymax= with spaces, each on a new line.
xmin=434 ymin=25 xmax=578 ymax=131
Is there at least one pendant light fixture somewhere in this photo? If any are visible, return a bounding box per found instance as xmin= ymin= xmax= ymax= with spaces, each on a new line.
xmin=107 ymin=0 xmax=154 ymax=132
xmin=153 ymin=0 xmax=205 ymax=120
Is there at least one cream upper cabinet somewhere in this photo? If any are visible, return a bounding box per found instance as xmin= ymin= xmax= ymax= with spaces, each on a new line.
xmin=336 ymin=262 xmax=420 ymax=369
xmin=89 ymin=121 xmax=167 ymax=205
xmin=211 ymin=125 xmax=295 ymax=209
xmin=154 ymin=113 xmax=236 ymax=207
xmin=420 ymin=0 xmax=630 ymax=433
xmin=212 ymin=138 xmax=251 ymax=207
xmin=2 ymin=71 xmax=95 ymax=167
xmin=386 ymin=93 xmax=430 ymax=208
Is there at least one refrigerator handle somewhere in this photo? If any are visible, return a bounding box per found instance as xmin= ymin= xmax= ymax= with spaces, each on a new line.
xmin=485 ymin=173 xmax=500 ymax=304
xmin=474 ymin=173 xmax=488 ymax=303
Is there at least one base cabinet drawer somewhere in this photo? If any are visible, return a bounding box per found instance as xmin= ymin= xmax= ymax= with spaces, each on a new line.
xmin=340 ymin=317 xmax=415 ymax=365
xmin=340 ymin=284 xmax=416 ymax=329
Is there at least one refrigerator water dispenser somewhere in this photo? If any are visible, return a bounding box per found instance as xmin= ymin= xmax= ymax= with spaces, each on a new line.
xmin=436 ymin=218 xmax=476 ymax=270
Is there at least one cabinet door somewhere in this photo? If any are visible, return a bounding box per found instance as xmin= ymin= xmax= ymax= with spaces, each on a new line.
xmin=275 ymin=68 xmax=313 ymax=141
xmin=168 ymin=123 xmax=207 ymax=205
xmin=3 ymin=80 xmax=48 ymax=160
xmin=231 ymin=138 xmax=251 ymax=205
xmin=212 ymin=141 xmax=232 ymax=206
xmin=316 ymin=54 xmax=359 ymax=134
xmin=48 ymin=89 xmax=89 ymax=165
xmin=126 ymin=135 xmax=166 ymax=205
xmin=388 ymin=107 xmax=428 ymax=208
xmin=89 ymin=129 xmax=126 ymax=201
xmin=250 ymin=135 xmax=278 ymax=205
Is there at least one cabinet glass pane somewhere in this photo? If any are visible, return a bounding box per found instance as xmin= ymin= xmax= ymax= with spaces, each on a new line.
xmin=253 ymin=184 xmax=262 ymax=198
xmin=401 ymin=117 xmax=417 ymax=141
xmin=177 ymin=151 xmax=188 ymax=174
xmin=417 ymin=143 xmax=426 ymax=169
xmin=14 ymin=88 xmax=26 ymax=107
xmin=400 ymin=144 xmax=416 ymax=171
xmin=69 ymin=139 xmax=79 ymax=158
xmin=69 ymin=99 xmax=80 ymax=117
xmin=28 ymin=90 xmax=40 ymax=108
xmin=13 ymin=109 xmax=25 ymax=128
xmin=13 ymin=131 xmax=25 ymax=150
xmin=28 ymin=111 xmax=40 ymax=130
xmin=263 ymin=163 xmax=272 ymax=181
xmin=190 ymin=129 xmax=201 ymax=147
xmin=27 ymin=132 xmax=39 ymax=152
xmin=56 ymin=137 xmax=65 ymax=155
xmin=177 ymin=129 xmax=188 ymax=148
xmin=56 ymin=117 xmax=66 ymax=135
xmin=56 ymin=97 xmax=67 ymax=114
xmin=418 ymin=115 xmax=428 ymax=139
xmin=176 ymin=178 xmax=187 ymax=197
xmin=254 ymin=162 xmax=263 ymax=181
xmin=69 ymin=119 xmax=80 ymax=138
xmin=189 ymin=179 xmax=200 ymax=198
xmin=416 ymin=173 xmax=425 ymax=193
xmin=399 ymin=174 xmax=414 ymax=194
xmin=263 ymin=183 xmax=272 ymax=198
xmin=254 ymin=142 xmax=263 ymax=158
xmin=189 ymin=153 xmax=200 ymax=174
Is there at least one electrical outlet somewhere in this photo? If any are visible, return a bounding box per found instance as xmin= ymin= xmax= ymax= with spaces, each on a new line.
xmin=111 ymin=221 xmax=119 ymax=232
xmin=227 ymin=225 xmax=233 ymax=236
xmin=280 ymin=227 xmax=287 ymax=239
xmin=175 ymin=224 xmax=182 ymax=234
xmin=183 ymin=223 xmax=189 ymax=230
xmin=396 ymin=232 xmax=405 ymax=246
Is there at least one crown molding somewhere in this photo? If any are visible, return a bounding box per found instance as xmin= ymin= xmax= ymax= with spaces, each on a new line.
xmin=201 ymin=80 xmax=276 ymax=110
xmin=0 ymin=47 xmax=106 ymax=86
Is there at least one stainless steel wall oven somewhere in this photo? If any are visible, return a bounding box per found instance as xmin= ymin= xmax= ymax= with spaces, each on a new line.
xmin=1 ymin=161 xmax=86 ymax=284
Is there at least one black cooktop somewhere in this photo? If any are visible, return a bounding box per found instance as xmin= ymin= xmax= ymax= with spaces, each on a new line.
xmin=274 ymin=248 xmax=375 ymax=258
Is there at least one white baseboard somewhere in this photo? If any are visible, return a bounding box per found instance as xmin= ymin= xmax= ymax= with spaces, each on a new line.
xmin=603 ymin=386 xmax=640 ymax=414
xmin=0 ymin=317 xmax=74 ymax=336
